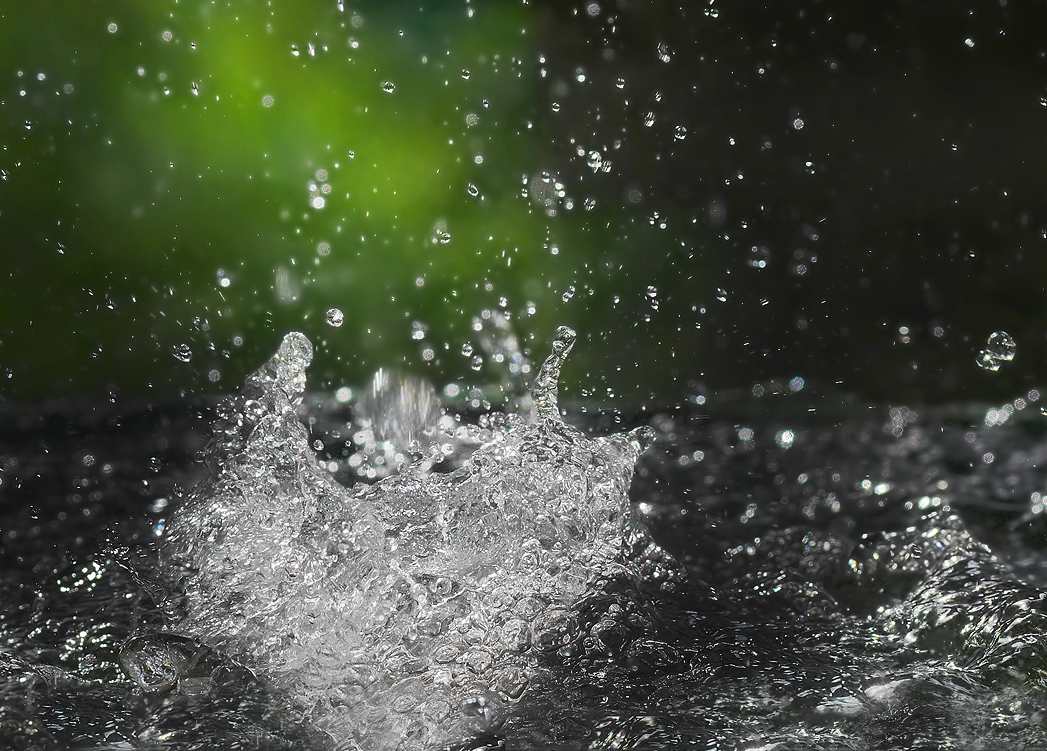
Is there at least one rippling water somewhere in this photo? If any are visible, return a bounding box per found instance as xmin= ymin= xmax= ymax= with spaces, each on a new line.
xmin=3 ymin=339 xmax=1047 ymax=749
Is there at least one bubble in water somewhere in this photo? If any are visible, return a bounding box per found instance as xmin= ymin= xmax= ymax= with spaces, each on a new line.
xmin=326 ymin=308 xmax=344 ymax=327
xmin=172 ymin=344 xmax=192 ymax=363
xmin=977 ymin=331 xmax=1016 ymax=371
xmin=381 ymin=81 xmax=395 ymax=93
xmin=118 ymin=634 xmax=201 ymax=693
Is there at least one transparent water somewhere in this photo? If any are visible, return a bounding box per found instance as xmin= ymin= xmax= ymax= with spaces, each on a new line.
xmin=4 ymin=335 xmax=1047 ymax=749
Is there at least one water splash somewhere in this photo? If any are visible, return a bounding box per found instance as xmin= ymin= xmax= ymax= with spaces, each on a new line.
xmin=161 ymin=327 xmax=661 ymax=749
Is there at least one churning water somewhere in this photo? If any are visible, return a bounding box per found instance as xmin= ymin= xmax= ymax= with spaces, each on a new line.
xmin=4 ymin=331 xmax=1047 ymax=749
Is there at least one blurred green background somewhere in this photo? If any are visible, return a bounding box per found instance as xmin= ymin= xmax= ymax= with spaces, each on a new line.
xmin=2 ymin=0 xmax=1047 ymax=405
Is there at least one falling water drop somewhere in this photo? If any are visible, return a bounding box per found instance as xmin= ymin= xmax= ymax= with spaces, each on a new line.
xmin=977 ymin=331 xmax=1016 ymax=372
xmin=326 ymin=308 xmax=345 ymax=327
xmin=172 ymin=344 xmax=193 ymax=363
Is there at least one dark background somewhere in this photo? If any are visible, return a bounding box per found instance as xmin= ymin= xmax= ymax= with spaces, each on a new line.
xmin=2 ymin=0 xmax=1046 ymax=406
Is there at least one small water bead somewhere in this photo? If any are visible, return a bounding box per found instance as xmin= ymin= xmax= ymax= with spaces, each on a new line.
xmin=380 ymin=81 xmax=395 ymax=93
xmin=107 ymin=22 xmax=118 ymax=33
xmin=587 ymin=151 xmax=603 ymax=172
xmin=262 ymin=95 xmax=274 ymax=107
xmin=657 ymin=41 xmax=672 ymax=63
xmin=326 ymin=308 xmax=344 ymax=327
xmin=172 ymin=344 xmax=192 ymax=363
xmin=465 ymin=113 xmax=479 ymax=127
xmin=977 ymin=331 xmax=1017 ymax=372
xmin=673 ymin=125 xmax=687 ymax=140
xmin=562 ymin=285 xmax=576 ymax=302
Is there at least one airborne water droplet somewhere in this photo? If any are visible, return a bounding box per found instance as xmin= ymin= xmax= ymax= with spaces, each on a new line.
xmin=977 ymin=330 xmax=1016 ymax=372
xmin=326 ymin=308 xmax=344 ymax=327
xmin=381 ymin=81 xmax=395 ymax=93
xmin=172 ymin=344 xmax=192 ymax=362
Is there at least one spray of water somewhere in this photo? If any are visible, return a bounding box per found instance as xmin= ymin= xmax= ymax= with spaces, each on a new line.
xmin=160 ymin=327 xmax=660 ymax=749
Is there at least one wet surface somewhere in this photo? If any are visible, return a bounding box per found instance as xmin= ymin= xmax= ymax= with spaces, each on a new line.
xmin=3 ymin=381 xmax=1047 ymax=749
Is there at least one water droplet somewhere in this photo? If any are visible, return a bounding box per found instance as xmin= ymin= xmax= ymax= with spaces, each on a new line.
xmin=646 ymin=285 xmax=659 ymax=311
xmin=583 ymin=197 xmax=597 ymax=211
xmin=262 ymin=95 xmax=275 ymax=108
xmin=465 ymin=113 xmax=479 ymax=127
xmin=747 ymin=245 xmax=771 ymax=269
xmin=316 ymin=169 xmax=328 ymax=181
xmin=644 ymin=111 xmax=656 ymax=127
xmin=107 ymin=22 xmax=118 ymax=33
xmin=466 ymin=183 xmax=479 ymax=197
xmin=326 ymin=308 xmax=344 ymax=327
xmin=461 ymin=69 xmax=470 ymax=79
xmin=562 ymin=285 xmax=576 ymax=302
xmin=792 ymin=117 xmax=804 ymax=130
xmin=587 ymin=151 xmax=603 ymax=172
xmin=656 ymin=41 xmax=672 ymax=63
xmin=317 ymin=241 xmax=331 ymax=256
xmin=172 ymin=344 xmax=192 ymax=363
xmin=673 ymin=125 xmax=687 ymax=140
xmin=470 ymin=355 xmax=484 ymax=371
xmin=461 ymin=343 xmax=473 ymax=357
xmin=615 ymin=77 xmax=625 ymax=89
xmin=977 ymin=331 xmax=1016 ymax=371
xmin=716 ymin=288 xmax=728 ymax=302
xmin=381 ymin=81 xmax=395 ymax=93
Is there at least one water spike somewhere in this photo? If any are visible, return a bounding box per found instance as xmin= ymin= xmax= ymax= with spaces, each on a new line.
xmin=245 ymin=331 xmax=313 ymax=406
xmin=532 ymin=326 xmax=576 ymax=421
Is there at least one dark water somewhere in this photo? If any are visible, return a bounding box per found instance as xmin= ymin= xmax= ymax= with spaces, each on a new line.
xmin=3 ymin=385 xmax=1047 ymax=749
